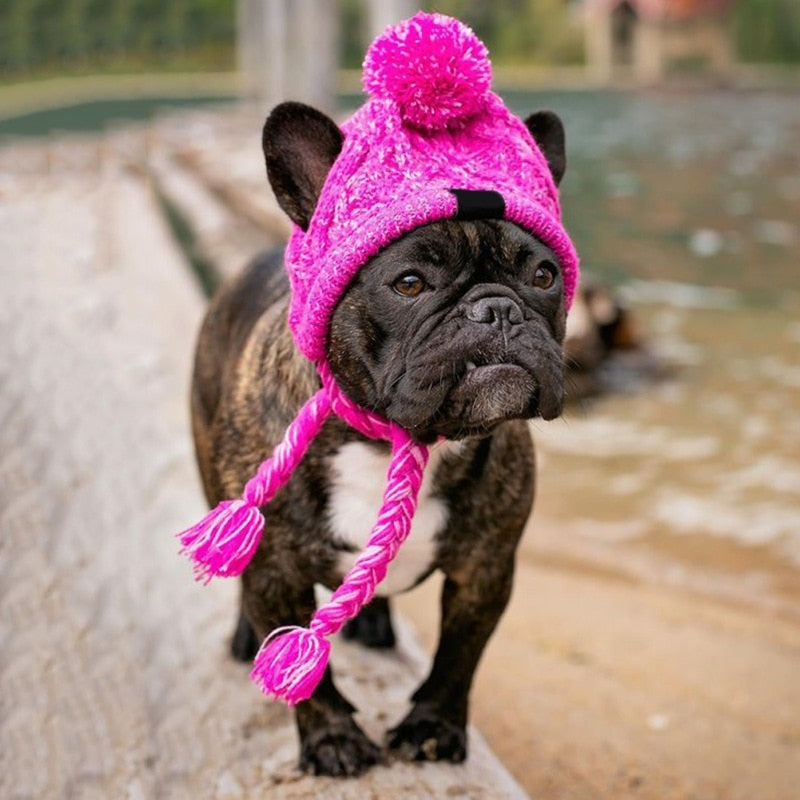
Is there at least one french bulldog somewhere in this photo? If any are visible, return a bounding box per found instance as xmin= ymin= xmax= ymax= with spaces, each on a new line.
xmin=190 ymin=101 xmax=569 ymax=777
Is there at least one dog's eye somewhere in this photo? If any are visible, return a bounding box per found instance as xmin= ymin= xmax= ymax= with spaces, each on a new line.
xmin=533 ymin=261 xmax=557 ymax=290
xmin=393 ymin=273 xmax=426 ymax=298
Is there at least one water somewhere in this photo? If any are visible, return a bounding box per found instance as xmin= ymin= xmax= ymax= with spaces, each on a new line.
xmin=512 ymin=88 xmax=800 ymax=618
xmin=0 ymin=95 xmax=235 ymax=138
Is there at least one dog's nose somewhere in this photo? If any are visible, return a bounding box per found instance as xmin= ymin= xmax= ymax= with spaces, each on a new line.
xmin=465 ymin=296 xmax=524 ymax=328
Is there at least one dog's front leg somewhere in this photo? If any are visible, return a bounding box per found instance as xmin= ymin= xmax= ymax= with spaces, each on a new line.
xmin=242 ymin=571 xmax=381 ymax=776
xmin=388 ymin=562 xmax=514 ymax=763
xmin=294 ymin=666 xmax=382 ymax=776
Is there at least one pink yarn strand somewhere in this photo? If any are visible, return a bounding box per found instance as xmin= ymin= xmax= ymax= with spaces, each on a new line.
xmin=312 ymin=428 xmax=428 ymax=636
xmin=243 ymin=388 xmax=332 ymax=507
xmin=178 ymin=499 xmax=265 ymax=584
xmin=177 ymin=387 xmax=332 ymax=581
xmin=250 ymin=625 xmax=331 ymax=707
xmin=182 ymin=359 xmax=431 ymax=705
xmin=250 ymin=425 xmax=429 ymax=705
xmin=318 ymin=362 xmax=394 ymax=441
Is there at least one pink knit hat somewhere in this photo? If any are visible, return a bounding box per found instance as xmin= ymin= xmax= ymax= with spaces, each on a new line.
xmin=287 ymin=11 xmax=579 ymax=362
xmin=177 ymin=12 xmax=579 ymax=708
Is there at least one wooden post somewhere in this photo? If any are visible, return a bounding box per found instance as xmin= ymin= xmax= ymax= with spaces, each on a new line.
xmin=237 ymin=0 xmax=339 ymax=113
xmin=236 ymin=0 xmax=258 ymax=98
xmin=633 ymin=21 xmax=664 ymax=84
xmin=288 ymin=0 xmax=339 ymax=113
xmin=584 ymin=11 xmax=614 ymax=84
xmin=365 ymin=0 xmax=417 ymax=40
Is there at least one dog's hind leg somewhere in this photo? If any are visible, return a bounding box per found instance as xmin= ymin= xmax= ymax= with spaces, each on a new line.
xmin=341 ymin=596 xmax=396 ymax=649
xmin=230 ymin=589 xmax=260 ymax=662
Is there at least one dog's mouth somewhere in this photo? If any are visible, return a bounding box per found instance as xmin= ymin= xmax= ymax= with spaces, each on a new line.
xmin=450 ymin=363 xmax=535 ymax=413
xmin=424 ymin=363 xmax=531 ymax=439
xmin=414 ymin=358 xmax=561 ymax=440
xmin=382 ymin=340 xmax=565 ymax=442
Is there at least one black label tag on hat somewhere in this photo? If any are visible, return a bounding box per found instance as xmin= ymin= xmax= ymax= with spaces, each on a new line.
xmin=449 ymin=189 xmax=505 ymax=221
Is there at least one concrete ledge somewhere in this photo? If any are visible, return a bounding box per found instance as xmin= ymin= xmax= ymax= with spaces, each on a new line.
xmin=0 ymin=128 xmax=529 ymax=798
xmin=244 ymin=616 xmax=529 ymax=799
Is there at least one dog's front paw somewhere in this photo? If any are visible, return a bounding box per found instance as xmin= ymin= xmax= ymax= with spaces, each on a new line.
xmin=387 ymin=707 xmax=467 ymax=763
xmin=299 ymin=717 xmax=381 ymax=777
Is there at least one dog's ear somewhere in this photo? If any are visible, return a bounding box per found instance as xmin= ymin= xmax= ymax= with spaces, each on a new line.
xmin=263 ymin=102 xmax=344 ymax=230
xmin=524 ymin=110 xmax=566 ymax=186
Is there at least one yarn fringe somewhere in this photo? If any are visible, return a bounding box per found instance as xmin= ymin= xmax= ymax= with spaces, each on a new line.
xmin=177 ymin=499 xmax=264 ymax=584
xmin=176 ymin=388 xmax=332 ymax=583
xmin=250 ymin=625 xmax=332 ymax=707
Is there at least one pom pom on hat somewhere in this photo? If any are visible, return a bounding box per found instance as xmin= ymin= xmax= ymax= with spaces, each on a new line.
xmin=363 ymin=12 xmax=492 ymax=131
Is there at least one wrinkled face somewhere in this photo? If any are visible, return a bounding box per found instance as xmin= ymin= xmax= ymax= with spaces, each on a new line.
xmin=328 ymin=219 xmax=566 ymax=442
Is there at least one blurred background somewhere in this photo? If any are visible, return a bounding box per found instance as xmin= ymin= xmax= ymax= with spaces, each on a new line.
xmin=1 ymin=2 xmax=798 ymax=799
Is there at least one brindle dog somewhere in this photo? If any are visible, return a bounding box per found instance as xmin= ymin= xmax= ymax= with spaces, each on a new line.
xmin=190 ymin=102 xmax=568 ymax=776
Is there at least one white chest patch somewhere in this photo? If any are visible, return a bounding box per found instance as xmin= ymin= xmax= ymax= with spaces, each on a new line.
xmin=327 ymin=440 xmax=455 ymax=596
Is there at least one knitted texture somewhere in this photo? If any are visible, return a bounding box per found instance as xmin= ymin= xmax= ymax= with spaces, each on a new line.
xmin=286 ymin=11 xmax=580 ymax=362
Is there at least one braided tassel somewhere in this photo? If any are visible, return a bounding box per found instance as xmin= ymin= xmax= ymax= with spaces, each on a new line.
xmin=250 ymin=427 xmax=428 ymax=705
xmin=177 ymin=388 xmax=332 ymax=582
xmin=176 ymin=499 xmax=266 ymax=584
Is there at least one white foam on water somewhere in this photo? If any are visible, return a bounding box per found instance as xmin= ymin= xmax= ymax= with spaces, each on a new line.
xmin=536 ymin=416 xmax=719 ymax=463
xmin=652 ymin=489 xmax=800 ymax=555
xmin=621 ymin=279 xmax=740 ymax=310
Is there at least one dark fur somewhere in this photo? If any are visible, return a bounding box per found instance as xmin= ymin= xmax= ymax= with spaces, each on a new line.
xmin=190 ymin=102 xmax=569 ymax=777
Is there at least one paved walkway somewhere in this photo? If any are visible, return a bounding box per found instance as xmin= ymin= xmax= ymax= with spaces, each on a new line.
xmin=0 ymin=128 xmax=527 ymax=799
